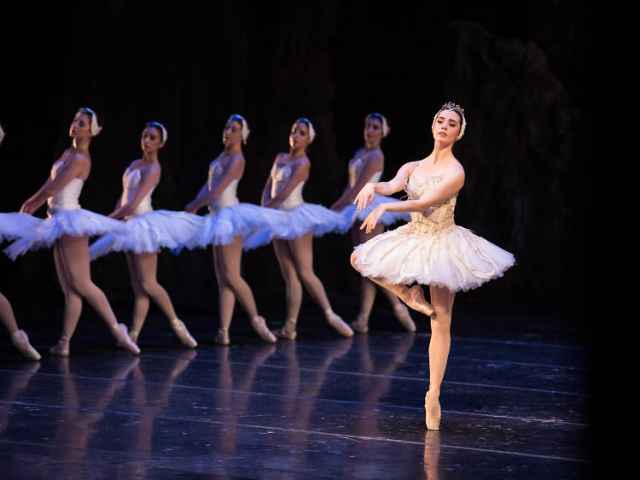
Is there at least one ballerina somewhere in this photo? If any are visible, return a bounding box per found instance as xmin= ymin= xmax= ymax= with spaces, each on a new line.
xmin=89 ymin=121 xmax=199 ymax=348
xmin=331 ymin=113 xmax=414 ymax=334
xmin=5 ymin=108 xmax=139 ymax=356
xmin=184 ymin=114 xmax=284 ymax=345
xmin=0 ymin=125 xmax=41 ymax=360
xmin=259 ymin=117 xmax=353 ymax=339
xmin=351 ymin=102 xmax=515 ymax=429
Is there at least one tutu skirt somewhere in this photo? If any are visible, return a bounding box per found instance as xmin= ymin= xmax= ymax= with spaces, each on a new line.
xmin=352 ymin=222 xmax=515 ymax=292
xmin=0 ymin=212 xmax=42 ymax=243
xmin=4 ymin=208 xmax=125 ymax=260
xmin=90 ymin=210 xmax=205 ymax=259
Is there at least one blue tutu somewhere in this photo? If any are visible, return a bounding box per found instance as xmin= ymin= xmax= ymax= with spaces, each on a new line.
xmin=183 ymin=203 xmax=289 ymax=251
xmin=262 ymin=202 xmax=348 ymax=241
xmin=90 ymin=210 xmax=205 ymax=259
xmin=4 ymin=209 xmax=125 ymax=260
xmin=0 ymin=212 xmax=42 ymax=243
xmin=338 ymin=195 xmax=409 ymax=231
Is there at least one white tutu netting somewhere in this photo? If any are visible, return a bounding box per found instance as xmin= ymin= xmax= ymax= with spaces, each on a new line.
xmin=4 ymin=209 xmax=125 ymax=260
xmin=352 ymin=223 xmax=515 ymax=292
xmin=90 ymin=210 xmax=205 ymax=259
xmin=351 ymin=172 xmax=515 ymax=292
xmin=339 ymin=194 xmax=409 ymax=230
xmin=267 ymin=203 xmax=347 ymax=240
xmin=0 ymin=213 xmax=41 ymax=243
xmin=183 ymin=203 xmax=289 ymax=251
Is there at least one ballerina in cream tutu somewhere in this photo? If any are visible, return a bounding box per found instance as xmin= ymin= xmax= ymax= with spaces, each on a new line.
xmin=4 ymin=108 xmax=139 ymax=357
xmin=89 ymin=121 xmax=199 ymax=349
xmin=351 ymin=102 xmax=515 ymax=430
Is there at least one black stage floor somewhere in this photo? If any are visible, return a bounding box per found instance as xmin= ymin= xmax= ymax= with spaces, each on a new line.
xmin=0 ymin=306 xmax=591 ymax=479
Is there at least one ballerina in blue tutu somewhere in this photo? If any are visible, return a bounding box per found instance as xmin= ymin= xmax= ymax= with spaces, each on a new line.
xmin=4 ymin=108 xmax=139 ymax=356
xmin=259 ymin=117 xmax=353 ymax=339
xmin=184 ymin=114 xmax=285 ymax=345
xmin=89 ymin=122 xmax=199 ymax=349
xmin=0 ymin=125 xmax=41 ymax=359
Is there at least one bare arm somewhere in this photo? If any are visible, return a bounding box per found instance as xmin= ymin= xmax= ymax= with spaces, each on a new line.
xmin=353 ymin=161 xmax=418 ymax=212
xmin=185 ymin=183 xmax=210 ymax=213
xmin=263 ymin=158 xmax=310 ymax=209
xmin=109 ymin=165 xmax=161 ymax=219
xmin=186 ymin=154 xmax=244 ymax=213
xmin=20 ymin=151 xmax=89 ymax=214
xmin=372 ymin=161 xmax=417 ymax=196
xmin=331 ymin=152 xmax=383 ymax=211
xmin=260 ymin=155 xmax=282 ymax=207
xmin=382 ymin=168 xmax=465 ymax=213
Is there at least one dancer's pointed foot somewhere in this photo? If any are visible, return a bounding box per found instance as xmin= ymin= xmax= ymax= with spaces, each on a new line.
xmin=11 ymin=330 xmax=41 ymax=360
xmin=170 ymin=318 xmax=198 ymax=348
xmin=49 ymin=336 xmax=70 ymax=357
xmin=425 ymin=390 xmax=442 ymax=431
xmin=114 ymin=323 xmax=141 ymax=355
xmin=251 ymin=316 xmax=277 ymax=343
xmin=273 ymin=320 xmax=297 ymax=340
xmin=350 ymin=314 xmax=369 ymax=334
xmin=326 ymin=311 xmax=354 ymax=337
xmin=393 ymin=303 xmax=417 ymax=332
xmin=128 ymin=328 xmax=140 ymax=345
xmin=401 ymin=285 xmax=436 ymax=317
xmin=214 ymin=328 xmax=230 ymax=346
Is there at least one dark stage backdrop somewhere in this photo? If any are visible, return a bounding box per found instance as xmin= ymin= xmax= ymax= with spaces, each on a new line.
xmin=0 ymin=2 xmax=589 ymax=337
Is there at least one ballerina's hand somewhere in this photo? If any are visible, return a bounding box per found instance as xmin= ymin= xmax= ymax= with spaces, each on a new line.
xmin=19 ymin=200 xmax=37 ymax=215
xmin=360 ymin=204 xmax=386 ymax=234
xmin=185 ymin=203 xmax=199 ymax=214
xmin=354 ymin=183 xmax=375 ymax=211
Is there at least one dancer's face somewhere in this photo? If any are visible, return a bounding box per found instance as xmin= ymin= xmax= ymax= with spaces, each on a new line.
xmin=141 ymin=127 xmax=164 ymax=154
xmin=69 ymin=112 xmax=93 ymax=139
xmin=432 ymin=109 xmax=462 ymax=145
xmin=364 ymin=117 xmax=384 ymax=146
xmin=289 ymin=122 xmax=311 ymax=150
xmin=223 ymin=120 xmax=243 ymax=147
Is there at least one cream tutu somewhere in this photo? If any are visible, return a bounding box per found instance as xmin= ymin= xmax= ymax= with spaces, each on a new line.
xmin=352 ymin=171 xmax=515 ymax=292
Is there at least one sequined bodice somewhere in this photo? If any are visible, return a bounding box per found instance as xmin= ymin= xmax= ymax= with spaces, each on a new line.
xmin=404 ymin=169 xmax=457 ymax=234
